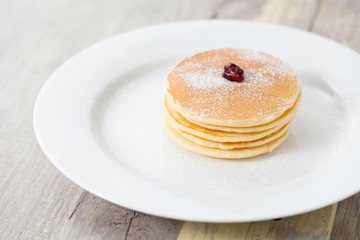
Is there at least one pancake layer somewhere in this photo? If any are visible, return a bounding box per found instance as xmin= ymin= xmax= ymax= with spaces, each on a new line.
xmin=165 ymin=95 xmax=291 ymax=142
xmin=165 ymin=118 xmax=290 ymax=159
xmin=166 ymin=92 xmax=301 ymax=133
xmin=166 ymin=48 xmax=301 ymax=127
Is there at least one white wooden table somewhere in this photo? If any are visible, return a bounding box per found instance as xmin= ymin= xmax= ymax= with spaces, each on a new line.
xmin=1 ymin=0 xmax=359 ymax=239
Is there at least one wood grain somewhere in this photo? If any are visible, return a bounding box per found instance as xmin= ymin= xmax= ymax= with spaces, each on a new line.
xmin=62 ymin=192 xmax=183 ymax=240
xmin=331 ymin=195 xmax=360 ymax=240
xmin=310 ymin=0 xmax=360 ymax=51
xmin=0 ymin=0 xmax=221 ymax=239
xmin=311 ymin=0 xmax=360 ymax=239
xmin=257 ymin=0 xmax=319 ymax=29
xmin=259 ymin=0 xmax=360 ymax=238
xmin=0 ymin=0 xmax=359 ymax=239
xmin=178 ymin=0 xmax=360 ymax=239
xmin=177 ymin=205 xmax=337 ymax=240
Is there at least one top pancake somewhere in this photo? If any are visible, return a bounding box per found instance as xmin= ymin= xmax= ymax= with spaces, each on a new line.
xmin=166 ymin=48 xmax=301 ymax=127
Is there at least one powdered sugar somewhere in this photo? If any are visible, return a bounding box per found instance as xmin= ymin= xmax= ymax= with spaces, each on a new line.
xmin=176 ymin=49 xmax=295 ymax=90
xmin=181 ymin=67 xmax=226 ymax=89
xmin=167 ymin=49 xmax=300 ymax=121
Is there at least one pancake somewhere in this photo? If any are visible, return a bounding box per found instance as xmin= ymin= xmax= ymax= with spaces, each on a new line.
xmin=165 ymin=118 xmax=290 ymax=159
xmin=177 ymin=121 xmax=291 ymax=150
xmin=164 ymin=48 xmax=301 ymax=159
xmin=166 ymin=48 xmax=301 ymax=127
xmin=166 ymin=92 xmax=301 ymax=133
xmin=165 ymin=97 xmax=290 ymax=142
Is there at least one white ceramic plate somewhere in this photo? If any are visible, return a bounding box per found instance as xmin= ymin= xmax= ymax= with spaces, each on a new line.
xmin=34 ymin=20 xmax=360 ymax=222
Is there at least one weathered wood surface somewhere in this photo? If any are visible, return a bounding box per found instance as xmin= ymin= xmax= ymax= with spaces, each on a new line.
xmin=178 ymin=205 xmax=337 ymax=240
xmin=63 ymin=193 xmax=183 ymax=240
xmin=0 ymin=0 xmax=359 ymax=239
xmin=257 ymin=1 xmax=360 ymax=239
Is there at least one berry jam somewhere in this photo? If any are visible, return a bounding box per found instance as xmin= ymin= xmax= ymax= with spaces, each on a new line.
xmin=222 ymin=63 xmax=244 ymax=82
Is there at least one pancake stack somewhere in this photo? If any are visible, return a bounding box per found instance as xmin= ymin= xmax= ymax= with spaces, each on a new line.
xmin=165 ymin=48 xmax=301 ymax=159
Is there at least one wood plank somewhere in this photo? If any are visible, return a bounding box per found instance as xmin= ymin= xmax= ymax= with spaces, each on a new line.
xmin=257 ymin=0 xmax=319 ymax=29
xmin=0 ymin=0 xmax=224 ymax=239
xmin=177 ymin=0 xmax=359 ymax=238
xmin=213 ymin=0 xmax=266 ymax=19
xmin=331 ymin=195 xmax=360 ymax=240
xmin=62 ymin=0 xmax=271 ymax=239
xmin=310 ymin=0 xmax=360 ymax=51
xmin=63 ymin=192 xmax=183 ymax=240
xmin=0 ymin=0 xmax=359 ymax=239
xmin=177 ymin=205 xmax=337 ymax=240
xmin=309 ymin=0 xmax=360 ymax=238
xmin=0 ymin=0 xmax=91 ymax=238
